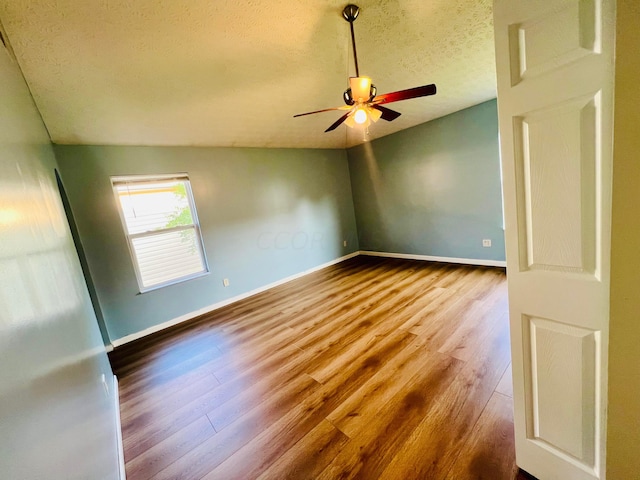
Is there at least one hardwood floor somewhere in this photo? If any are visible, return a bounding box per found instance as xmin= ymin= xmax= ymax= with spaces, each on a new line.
xmin=109 ymin=256 xmax=534 ymax=480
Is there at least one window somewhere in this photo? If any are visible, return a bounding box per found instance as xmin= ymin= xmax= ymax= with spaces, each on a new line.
xmin=112 ymin=174 xmax=208 ymax=292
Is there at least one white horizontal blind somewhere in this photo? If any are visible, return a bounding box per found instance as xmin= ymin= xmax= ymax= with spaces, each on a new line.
xmin=112 ymin=175 xmax=208 ymax=291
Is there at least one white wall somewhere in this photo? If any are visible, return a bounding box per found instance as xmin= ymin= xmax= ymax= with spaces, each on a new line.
xmin=0 ymin=42 xmax=120 ymax=478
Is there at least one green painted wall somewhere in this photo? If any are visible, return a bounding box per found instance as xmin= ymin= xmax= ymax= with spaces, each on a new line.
xmin=54 ymin=101 xmax=505 ymax=343
xmin=54 ymin=145 xmax=358 ymax=342
xmin=347 ymin=99 xmax=505 ymax=261
xmin=0 ymin=43 xmax=118 ymax=477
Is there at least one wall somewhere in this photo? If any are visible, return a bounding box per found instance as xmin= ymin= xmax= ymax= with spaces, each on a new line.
xmin=56 ymin=169 xmax=111 ymax=346
xmin=54 ymin=145 xmax=358 ymax=342
xmin=0 ymin=44 xmax=119 ymax=477
xmin=607 ymin=0 xmax=640 ymax=477
xmin=347 ymin=99 xmax=505 ymax=262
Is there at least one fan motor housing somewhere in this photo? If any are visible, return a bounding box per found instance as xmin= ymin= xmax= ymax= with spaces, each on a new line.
xmin=343 ymin=84 xmax=377 ymax=105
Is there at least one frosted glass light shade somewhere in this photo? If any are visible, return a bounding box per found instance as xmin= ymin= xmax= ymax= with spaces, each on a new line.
xmin=350 ymin=77 xmax=371 ymax=102
xmin=354 ymin=108 xmax=368 ymax=124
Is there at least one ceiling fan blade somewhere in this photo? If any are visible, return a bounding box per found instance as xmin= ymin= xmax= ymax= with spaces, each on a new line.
xmin=371 ymin=104 xmax=402 ymax=121
xmin=293 ymin=106 xmax=345 ymax=118
xmin=294 ymin=104 xmax=352 ymax=118
xmin=325 ymin=111 xmax=352 ymax=132
xmin=374 ymin=84 xmax=437 ymax=105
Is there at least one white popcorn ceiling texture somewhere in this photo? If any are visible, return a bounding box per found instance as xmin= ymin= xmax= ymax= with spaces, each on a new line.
xmin=0 ymin=0 xmax=496 ymax=149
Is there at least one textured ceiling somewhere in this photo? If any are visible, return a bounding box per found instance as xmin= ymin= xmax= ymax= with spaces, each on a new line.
xmin=0 ymin=0 xmax=496 ymax=149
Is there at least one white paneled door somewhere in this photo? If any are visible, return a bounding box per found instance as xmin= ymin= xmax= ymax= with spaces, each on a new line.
xmin=493 ymin=1 xmax=615 ymax=479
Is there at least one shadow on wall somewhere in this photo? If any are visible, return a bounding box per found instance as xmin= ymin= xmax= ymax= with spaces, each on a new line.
xmin=357 ymin=140 xmax=391 ymax=247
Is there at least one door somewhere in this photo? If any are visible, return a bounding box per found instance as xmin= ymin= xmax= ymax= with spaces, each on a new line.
xmin=493 ymin=1 xmax=615 ymax=479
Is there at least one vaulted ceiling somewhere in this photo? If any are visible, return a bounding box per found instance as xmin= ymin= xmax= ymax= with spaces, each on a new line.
xmin=0 ymin=0 xmax=496 ymax=149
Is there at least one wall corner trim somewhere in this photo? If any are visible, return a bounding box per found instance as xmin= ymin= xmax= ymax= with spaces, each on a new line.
xmin=113 ymin=375 xmax=126 ymax=480
xmin=111 ymin=252 xmax=360 ymax=348
xmin=359 ymin=250 xmax=507 ymax=267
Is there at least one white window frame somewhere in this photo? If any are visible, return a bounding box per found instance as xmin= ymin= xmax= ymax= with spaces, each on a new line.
xmin=111 ymin=173 xmax=209 ymax=293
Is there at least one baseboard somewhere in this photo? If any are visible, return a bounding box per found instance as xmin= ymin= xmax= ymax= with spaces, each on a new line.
xmin=111 ymin=251 xmax=359 ymax=347
xmin=105 ymin=344 xmax=114 ymax=353
xmin=111 ymin=249 xmax=504 ymax=348
xmin=113 ymin=375 xmax=126 ymax=480
xmin=359 ymin=250 xmax=507 ymax=268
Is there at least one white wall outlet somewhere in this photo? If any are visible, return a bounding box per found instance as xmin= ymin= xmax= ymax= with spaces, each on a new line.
xmin=343 ymin=240 xmax=347 ymax=247
xmin=482 ymin=239 xmax=492 ymax=247
xmin=223 ymin=278 xmax=230 ymax=287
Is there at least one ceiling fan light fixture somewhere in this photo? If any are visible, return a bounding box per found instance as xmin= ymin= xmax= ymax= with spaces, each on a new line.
xmin=354 ymin=107 xmax=368 ymax=124
xmin=345 ymin=105 xmax=381 ymax=129
xmin=350 ymin=76 xmax=372 ymax=103
xmin=345 ymin=110 xmax=367 ymax=128
xmin=368 ymin=106 xmax=382 ymax=122
xmin=293 ymin=4 xmax=437 ymax=133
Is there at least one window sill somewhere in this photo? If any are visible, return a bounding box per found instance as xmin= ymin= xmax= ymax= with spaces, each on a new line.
xmin=136 ymin=270 xmax=210 ymax=295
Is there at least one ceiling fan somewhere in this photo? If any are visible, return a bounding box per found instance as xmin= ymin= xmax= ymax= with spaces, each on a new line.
xmin=294 ymin=4 xmax=437 ymax=133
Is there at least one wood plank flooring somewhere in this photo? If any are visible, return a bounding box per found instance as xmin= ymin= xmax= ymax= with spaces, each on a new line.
xmin=109 ymin=256 xmax=535 ymax=480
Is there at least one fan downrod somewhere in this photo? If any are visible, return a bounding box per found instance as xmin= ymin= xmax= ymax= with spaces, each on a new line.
xmin=342 ymin=4 xmax=361 ymax=77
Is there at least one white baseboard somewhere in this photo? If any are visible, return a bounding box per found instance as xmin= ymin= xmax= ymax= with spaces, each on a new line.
xmin=111 ymin=252 xmax=359 ymax=347
xmin=105 ymin=344 xmax=114 ymax=353
xmin=110 ymin=250 xmax=504 ymax=348
xmin=359 ymin=250 xmax=507 ymax=268
xmin=113 ymin=375 xmax=126 ymax=480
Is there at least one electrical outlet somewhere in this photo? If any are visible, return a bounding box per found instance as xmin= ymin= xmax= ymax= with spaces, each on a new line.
xmin=343 ymin=240 xmax=347 ymax=247
xmin=482 ymin=239 xmax=492 ymax=247
xmin=223 ymin=278 xmax=230 ymax=287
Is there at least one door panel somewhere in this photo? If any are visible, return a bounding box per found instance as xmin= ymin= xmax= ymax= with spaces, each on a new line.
xmin=513 ymin=94 xmax=599 ymax=275
xmin=493 ymin=0 xmax=615 ymax=479
xmin=525 ymin=316 xmax=598 ymax=464
xmin=508 ymin=0 xmax=600 ymax=85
